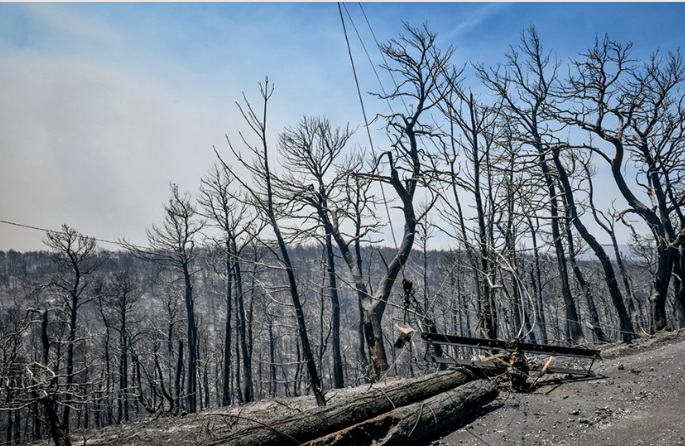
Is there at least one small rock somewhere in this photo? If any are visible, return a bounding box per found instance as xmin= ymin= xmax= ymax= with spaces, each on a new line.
xmin=618 ymin=363 xmax=625 ymax=370
xmin=569 ymin=409 xmax=580 ymax=415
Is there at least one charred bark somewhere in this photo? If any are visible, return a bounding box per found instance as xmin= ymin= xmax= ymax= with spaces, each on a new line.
xmin=303 ymin=380 xmax=498 ymax=446
xmin=200 ymin=369 xmax=478 ymax=446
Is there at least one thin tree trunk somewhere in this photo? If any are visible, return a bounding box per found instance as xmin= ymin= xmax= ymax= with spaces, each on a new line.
xmin=234 ymin=239 xmax=253 ymax=403
xmin=354 ymin=182 xmax=369 ymax=372
xmin=268 ymin=320 xmax=277 ymax=398
xmin=13 ymin=408 xmax=20 ymax=445
xmin=175 ymin=340 xmax=184 ymax=413
xmin=39 ymin=310 xmax=71 ymax=446
xmin=234 ymin=322 xmax=242 ymax=404
xmin=324 ymin=232 xmax=344 ymax=388
xmin=528 ymin=217 xmax=548 ymax=343
xmin=538 ymin=149 xmax=583 ymax=342
xmin=610 ymin=231 xmax=639 ymax=328
xmin=183 ymin=263 xmax=198 ymax=413
xmin=62 ymin=292 xmax=79 ymax=432
xmin=554 ymin=148 xmax=634 ymax=342
xmin=273 ymin=204 xmax=325 ymax=404
xmin=120 ymin=325 xmax=129 ymax=422
xmin=99 ymin=305 xmax=113 ymax=425
xmin=674 ymin=250 xmax=685 ymax=328
xmin=222 ymin=248 xmax=233 ymax=406
xmin=203 ymin=361 xmax=210 ymax=409
xmin=566 ymin=228 xmax=609 ymax=342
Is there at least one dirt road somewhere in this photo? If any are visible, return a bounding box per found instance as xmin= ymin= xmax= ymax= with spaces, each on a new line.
xmin=439 ymin=331 xmax=685 ymax=446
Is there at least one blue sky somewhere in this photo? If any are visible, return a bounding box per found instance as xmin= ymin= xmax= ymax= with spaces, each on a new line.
xmin=1 ymin=2 xmax=684 ymax=252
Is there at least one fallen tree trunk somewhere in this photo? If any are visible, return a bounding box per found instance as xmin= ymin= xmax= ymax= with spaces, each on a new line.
xmin=200 ymin=369 xmax=476 ymax=446
xmin=304 ymin=380 xmax=498 ymax=446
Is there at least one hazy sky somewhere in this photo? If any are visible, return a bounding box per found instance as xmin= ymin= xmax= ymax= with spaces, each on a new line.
xmin=1 ymin=2 xmax=684 ymax=252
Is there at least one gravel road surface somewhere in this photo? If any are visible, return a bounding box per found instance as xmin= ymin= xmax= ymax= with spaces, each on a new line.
xmin=438 ymin=331 xmax=685 ymax=446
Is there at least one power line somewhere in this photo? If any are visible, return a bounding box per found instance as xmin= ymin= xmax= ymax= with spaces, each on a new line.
xmin=342 ymin=4 xmax=390 ymax=105
xmin=356 ymin=2 xmax=409 ymax=114
xmin=0 ymin=218 xmax=145 ymax=250
xmin=0 ymin=219 xmax=51 ymax=235
xmin=337 ymin=2 xmax=374 ymax=153
xmin=338 ymin=3 xmax=400 ymax=254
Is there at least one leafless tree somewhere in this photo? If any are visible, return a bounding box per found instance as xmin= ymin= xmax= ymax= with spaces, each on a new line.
xmin=552 ymin=34 xmax=685 ymax=331
xmin=551 ymin=146 xmax=634 ymax=342
xmin=44 ymin=224 xmax=104 ymax=432
xmin=1 ymin=306 xmax=73 ymax=446
xmin=356 ymin=23 xmax=456 ymax=376
xmin=99 ymin=272 xmax=142 ymax=422
xmin=225 ymin=79 xmax=326 ymax=406
xmin=124 ymin=183 xmax=205 ymax=412
xmin=199 ymin=162 xmax=259 ymax=403
xmin=278 ymin=116 xmax=354 ymax=388
xmin=328 ymin=153 xmax=380 ymax=377
xmin=435 ymin=85 xmax=503 ymax=340
xmin=476 ymin=26 xmax=585 ymax=342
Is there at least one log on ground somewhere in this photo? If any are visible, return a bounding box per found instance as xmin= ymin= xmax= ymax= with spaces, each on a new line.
xmin=304 ymin=379 xmax=498 ymax=446
xmin=199 ymin=369 xmax=475 ymax=446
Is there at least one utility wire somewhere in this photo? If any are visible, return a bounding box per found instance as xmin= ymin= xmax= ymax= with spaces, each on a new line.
xmin=342 ymin=3 xmax=394 ymax=112
xmin=0 ymin=218 xmax=146 ymax=250
xmin=338 ymin=2 xmax=374 ymax=153
xmin=357 ymin=2 xmax=410 ymax=114
xmin=337 ymin=2 xmax=400 ymax=253
xmin=0 ymin=219 xmax=52 ymax=235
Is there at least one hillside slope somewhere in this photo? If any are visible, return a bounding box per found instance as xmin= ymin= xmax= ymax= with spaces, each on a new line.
xmin=37 ymin=331 xmax=685 ymax=446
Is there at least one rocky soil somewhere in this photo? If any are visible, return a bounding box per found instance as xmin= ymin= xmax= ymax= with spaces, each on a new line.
xmin=50 ymin=330 xmax=685 ymax=446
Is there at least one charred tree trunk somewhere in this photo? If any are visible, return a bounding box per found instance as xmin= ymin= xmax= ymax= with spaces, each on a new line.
xmin=304 ymin=380 xmax=498 ymax=446
xmin=119 ymin=323 xmax=130 ymax=422
xmin=41 ymin=397 xmax=71 ymax=446
xmin=538 ymin=148 xmax=584 ymax=343
xmin=324 ymin=231 xmax=345 ymax=389
xmin=235 ymin=248 xmax=253 ymax=403
xmin=562 ymin=212 xmax=609 ymax=343
xmin=199 ymin=369 xmax=480 ymax=446
xmin=175 ymin=340 xmax=184 ymax=413
xmin=222 ymin=247 xmax=233 ymax=407
xmin=268 ymin=319 xmax=277 ymax=398
xmin=182 ymin=262 xmax=198 ymax=413
xmin=650 ymin=242 xmax=674 ymax=332
xmin=674 ymin=250 xmax=685 ymax=328
xmin=38 ymin=310 xmax=71 ymax=446
xmin=528 ymin=217 xmax=548 ymax=343
xmin=554 ymin=146 xmax=634 ymax=342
